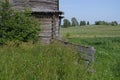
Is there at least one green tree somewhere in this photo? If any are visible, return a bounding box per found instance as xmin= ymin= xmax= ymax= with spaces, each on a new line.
xmin=95 ymin=21 xmax=118 ymax=26
xmin=71 ymin=17 xmax=79 ymax=26
xmin=111 ymin=21 xmax=118 ymax=26
xmin=87 ymin=21 xmax=90 ymax=25
xmin=63 ymin=19 xmax=71 ymax=28
xmin=0 ymin=0 xmax=40 ymax=45
xmin=95 ymin=21 xmax=108 ymax=25
xmin=80 ymin=21 xmax=86 ymax=26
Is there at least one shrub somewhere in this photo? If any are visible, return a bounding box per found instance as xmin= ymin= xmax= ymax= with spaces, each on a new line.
xmin=0 ymin=0 xmax=40 ymax=45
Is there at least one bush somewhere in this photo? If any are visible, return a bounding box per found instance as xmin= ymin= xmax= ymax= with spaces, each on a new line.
xmin=0 ymin=0 xmax=40 ymax=45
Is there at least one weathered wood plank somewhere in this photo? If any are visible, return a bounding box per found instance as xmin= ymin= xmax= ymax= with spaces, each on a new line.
xmin=40 ymin=37 xmax=51 ymax=44
xmin=39 ymin=32 xmax=52 ymax=37
xmin=10 ymin=0 xmax=59 ymax=11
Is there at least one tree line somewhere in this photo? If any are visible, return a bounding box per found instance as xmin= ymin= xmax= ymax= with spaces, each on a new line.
xmin=62 ymin=17 xmax=89 ymax=28
xmin=95 ymin=21 xmax=118 ymax=26
xmin=62 ymin=17 xmax=119 ymax=28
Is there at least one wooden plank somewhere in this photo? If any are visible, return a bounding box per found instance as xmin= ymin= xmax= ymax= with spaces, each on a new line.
xmin=39 ymin=32 xmax=52 ymax=36
xmin=41 ymin=24 xmax=51 ymax=26
xmin=39 ymin=18 xmax=52 ymax=21
xmin=40 ymin=22 xmax=52 ymax=25
xmin=40 ymin=24 xmax=52 ymax=30
xmin=40 ymin=37 xmax=51 ymax=44
xmin=29 ymin=0 xmax=58 ymax=10
xmin=11 ymin=0 xmax=59 ymax=11
xmin=41 ymin=30 xmax=52 ymax=33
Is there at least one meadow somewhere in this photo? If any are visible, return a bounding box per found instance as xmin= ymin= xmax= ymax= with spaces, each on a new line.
xmin=0 ymin=42 xmax=87 ymax=80
xmin=61 ymin=25 xmax=120 ymax=80
xmin=0 ymin=25 xmax=120 ymax=80
xmin=61 ymin=25 xmax=120 ymax=38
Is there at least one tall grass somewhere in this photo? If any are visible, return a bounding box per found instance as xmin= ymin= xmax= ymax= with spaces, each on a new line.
xmin=1 ymin=25 xmax=120 ymax=80
xmin=68 ymin=37 xmax=120 ymax=80
xmin=61 ymin=25 xmax=120 ymax=80
xmin=0 ymin=42 xmax=89 ymax=80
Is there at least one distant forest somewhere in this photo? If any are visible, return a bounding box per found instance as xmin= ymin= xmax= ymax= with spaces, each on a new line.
xmin=62 ymin=17 xmax=119 ymax=28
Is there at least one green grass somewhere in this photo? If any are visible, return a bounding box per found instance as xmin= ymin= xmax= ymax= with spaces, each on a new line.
xmin=61 ymin=25 xmax=120 ymax=38
xmin=0 ymin=25 xmax=120 ymax=80
xmin=69 ymin=37 xmax=120 ymax=80
xmin=0 ymin=42 xmax=88 ymax=80
xmin=61 ymin=25 xmax=120 ymax=80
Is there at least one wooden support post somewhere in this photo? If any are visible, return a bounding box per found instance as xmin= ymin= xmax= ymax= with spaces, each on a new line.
xmin=51 ymin=14 xmax=56 ymax=40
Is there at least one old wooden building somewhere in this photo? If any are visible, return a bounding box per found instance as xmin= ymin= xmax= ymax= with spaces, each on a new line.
xmin=9 ymin=0 xmax=63 ymax=43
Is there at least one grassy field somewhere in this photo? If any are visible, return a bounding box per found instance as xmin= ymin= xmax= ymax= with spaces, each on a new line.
xmin=61 ymin=25 xmax=120 ymax=80
xmin=61 ymin=25 xmax=120 ymax=38
xmin=0 ymin=25 xmax=120 ymax=80
xmin=0 ymin=42 xmax=88 ymax=80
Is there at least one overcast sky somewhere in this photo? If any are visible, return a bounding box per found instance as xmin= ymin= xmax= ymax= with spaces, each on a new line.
xmin=59 ymin=0 xmax=120 ymax=24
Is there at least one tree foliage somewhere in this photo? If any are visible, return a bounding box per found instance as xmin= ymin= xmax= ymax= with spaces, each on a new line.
xmin=111 ymin=21 xmax=118 ymax=26
xmin=95 ymin=21 xmax=108 ymax=25
xmin=71 ymin=17 xmax=79 ymax=26
xmin=63 ymin=19 xmax=71 ymax=28
xmin=95 ymin=21 xmax=118 ymax=26
xmin=80 ymin=21 xmax=86 ymax=26
xmin=0 ymin=0 xmax=40 ymax=45
xmin=87 ymin=21 xmax=90 ymax=25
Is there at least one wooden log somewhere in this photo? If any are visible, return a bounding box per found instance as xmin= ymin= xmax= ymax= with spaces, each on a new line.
xmin=40 ymin=37 xmax=51 ymax=44
xmin=39 ymin=32 xmax=52 ymax=37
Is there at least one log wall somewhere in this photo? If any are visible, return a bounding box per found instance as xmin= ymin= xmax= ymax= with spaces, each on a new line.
xmin=9 ymin=0 xmax=62 ymax=43
xmin=29 ymin=0 xmax=58 ymax=10
xmin=32 ymin=13 xmax=60 ymax=43
xmin=9 ymin=0 xmax=59 ymax=11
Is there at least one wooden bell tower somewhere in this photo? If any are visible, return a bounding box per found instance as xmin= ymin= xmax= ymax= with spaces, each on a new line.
xmin=9 ymin=0 xmax=63 ymax=43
